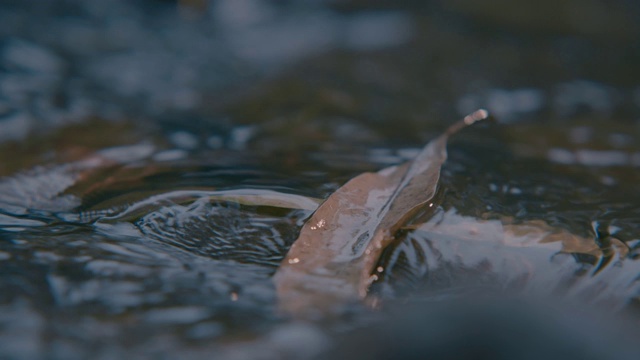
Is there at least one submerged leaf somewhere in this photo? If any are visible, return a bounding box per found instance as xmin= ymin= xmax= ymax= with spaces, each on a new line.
xmin=273 ymin=110 xmax=490 ymax=316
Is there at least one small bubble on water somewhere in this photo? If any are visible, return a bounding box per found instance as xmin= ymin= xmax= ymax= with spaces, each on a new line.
xmin=229 ymin=126 xmax=256 ymax=150
xmin=548 ymin=148 xmax=576 ymax=164
xmin=576 ymin=149 xmax=629 ymax=167
xmin=169 ymin=131 xmax=199 ymax=150
xmin=509 ymin=187 xmax=522 ymax=195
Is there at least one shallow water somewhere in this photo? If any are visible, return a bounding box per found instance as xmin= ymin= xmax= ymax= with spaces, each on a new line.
xmin=1 ymin=0 xmax=640 ymax=359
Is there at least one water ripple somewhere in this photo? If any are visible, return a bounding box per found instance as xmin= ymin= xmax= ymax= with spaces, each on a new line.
xmin=136 ymin=198 xmax=303 ymax=268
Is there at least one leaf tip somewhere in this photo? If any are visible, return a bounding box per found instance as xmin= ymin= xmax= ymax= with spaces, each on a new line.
xmin=463 ymin=109 xmax=489 ymax=125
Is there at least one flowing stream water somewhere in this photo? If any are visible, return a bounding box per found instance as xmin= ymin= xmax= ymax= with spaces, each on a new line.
xmin=1 ymin=1 xmax=639 ymax=359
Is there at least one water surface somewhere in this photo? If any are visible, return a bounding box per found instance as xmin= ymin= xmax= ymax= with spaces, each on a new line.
xmin=1 ymin=0 xmax=640 ymax=359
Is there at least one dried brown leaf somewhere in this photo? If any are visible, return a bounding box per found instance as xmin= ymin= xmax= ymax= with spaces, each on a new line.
xmin=273 ymin=110 xmax=489 ymax=316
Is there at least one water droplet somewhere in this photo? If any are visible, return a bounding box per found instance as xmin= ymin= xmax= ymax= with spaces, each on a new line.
xmin=310 ymin=219 xmax=326 ymax=230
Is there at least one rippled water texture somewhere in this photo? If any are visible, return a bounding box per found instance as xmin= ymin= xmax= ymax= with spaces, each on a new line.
xmin=1 ymin=0 xmax=640 ymax=359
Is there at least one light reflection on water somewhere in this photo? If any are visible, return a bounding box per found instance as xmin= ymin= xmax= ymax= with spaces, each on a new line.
xmin=0 ymin=120 xmax=638 ymax=358
xmin=0 ymin=0 xmax=640 ymax=359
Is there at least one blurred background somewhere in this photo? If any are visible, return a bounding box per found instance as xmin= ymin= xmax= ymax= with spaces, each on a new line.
xmin=1 ymin=0 xmax=639 ymax=359
xmin=1 ymin=0 xmax=638 ymax=144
